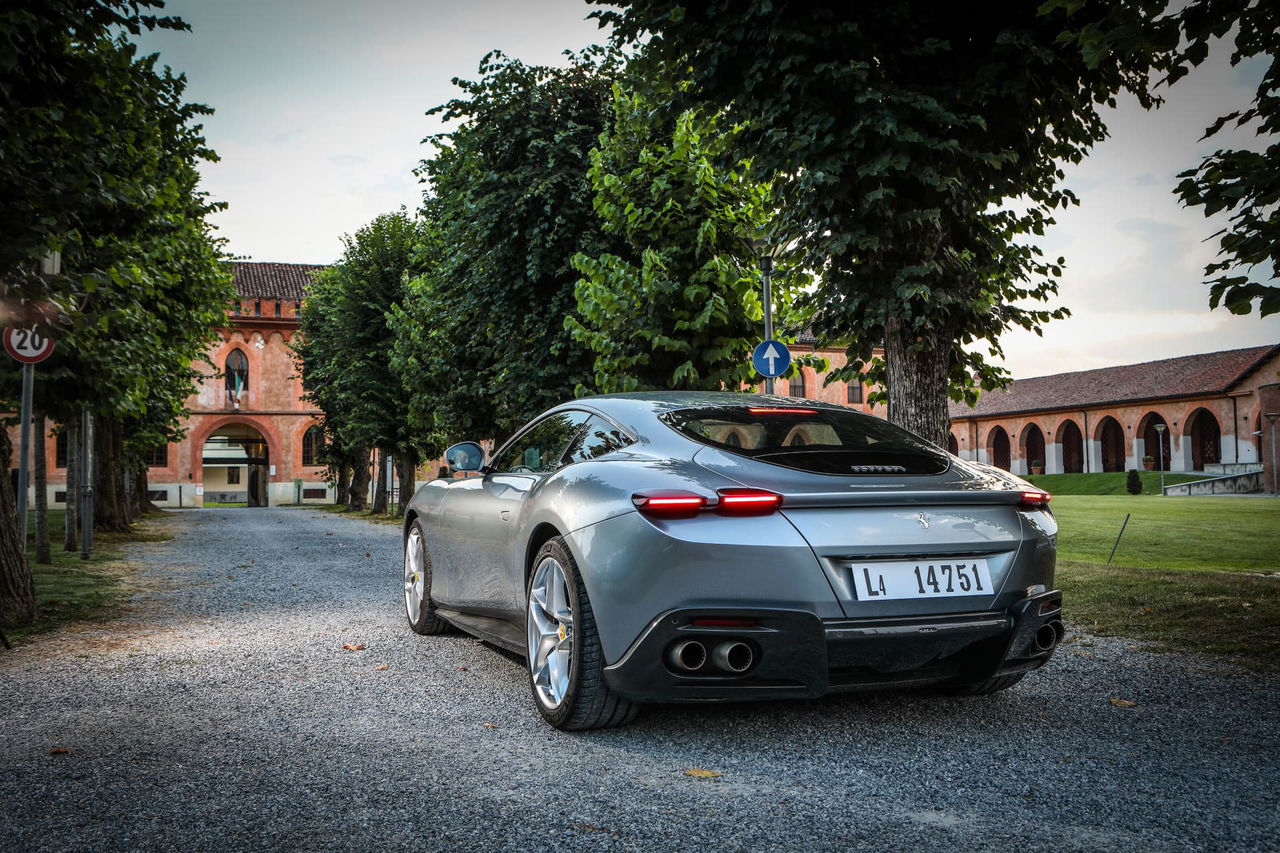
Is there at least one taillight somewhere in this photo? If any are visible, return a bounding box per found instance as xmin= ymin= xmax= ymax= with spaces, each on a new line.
xmin=715 ymin=488 xmax=783 ymax=515
xmin=632 ymin=492 xmax=707 ymax=518
xmin=1019 ymin=490 xmax=1052 ymax=509
xmin=632 ymin=488 xmax=783 ymax=518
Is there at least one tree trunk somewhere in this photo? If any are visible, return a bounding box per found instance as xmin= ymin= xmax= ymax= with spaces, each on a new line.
xmin=347 ymin=448 xmax=370 ymax=512
xmin=883 ymin=318 xmax=954 ymax=447
xmin=64 ymin=419 xmax=79 ymax=552
xmin=396 ymin=453 xmax=418 ymax=515
xmin=33 ymin=411 xmax=50 ymax=564
xmin=371 ymin=449 xmax=389 ymax=515
xmin=135 ymin=467 xmax=157 ymax=515
xmin=0 ymin=428 xmax=36 ymax=627
xmin=335 ymin=459 xmax=351 ymax=506
xmin=94 ymin=419 xmax=131 ymax=533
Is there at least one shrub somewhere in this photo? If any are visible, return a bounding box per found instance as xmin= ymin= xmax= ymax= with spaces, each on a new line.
xmin=1126 ymin=469 xmax=1143 ymax=495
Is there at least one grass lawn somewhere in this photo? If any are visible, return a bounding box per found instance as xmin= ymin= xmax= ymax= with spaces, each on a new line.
xmin=1025 ymin=471 xmax=1211 ymax=496
xmin=6 ymin=508 xmax=170 ymax=643
xmin=1050 ymin=495 xmax=1280 ymax=671
xmin=313 ymin=503 xmax=403 ymax=526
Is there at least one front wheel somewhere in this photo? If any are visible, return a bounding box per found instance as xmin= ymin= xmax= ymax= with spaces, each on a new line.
xmin=404 ymin=520 xmax=450 ymax=635
xmin=525 ymin=536 xmax=637 ymax=730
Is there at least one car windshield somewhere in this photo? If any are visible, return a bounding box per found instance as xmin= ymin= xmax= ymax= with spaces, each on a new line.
xmin=662 ymin=405 xmax=950 ymax=476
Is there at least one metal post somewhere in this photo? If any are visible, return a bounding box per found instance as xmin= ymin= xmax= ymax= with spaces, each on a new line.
xmin=80 ymin=409 xmax=93 ymax=559
xmin=16 ymin=362 xmax=33 ymax=543
xmin=385 ymin=453 xmax=394 ymax=513
xmin=1267 ymin=414 xmax=1279 ymax=496
xmin=1154 ymin=424 xmax=1166 ymax=496
xmin=761 ymin=254 xmax=774 ymax=396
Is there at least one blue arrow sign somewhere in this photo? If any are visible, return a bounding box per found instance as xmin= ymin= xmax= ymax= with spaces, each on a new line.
xmin=751 ymin=339 xmax=791 ymax=378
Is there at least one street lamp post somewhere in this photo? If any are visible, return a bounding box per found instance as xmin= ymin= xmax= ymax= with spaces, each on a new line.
xmin=1154 ymin=423 xmax=1167 ymax=496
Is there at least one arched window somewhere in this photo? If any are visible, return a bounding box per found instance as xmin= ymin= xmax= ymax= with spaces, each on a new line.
xmin=788 ymin=373 xmax=806 ymax=398
xmin=302 ymin=425 xmax=324 ymax=467
xmin=225 ymin=349 xmax=249 ymax=406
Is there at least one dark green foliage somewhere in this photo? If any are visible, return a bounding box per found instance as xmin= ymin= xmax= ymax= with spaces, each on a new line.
xmin=594 ymin=1 xmax=1151 ymax=443
xmin=570 ymin=90 xmax=816 ymax=393
xmin=392 ymin=50 xmax=623 ymax=444
xmin=1126 ymin=469 xmax=1143 ymax=495
xmin=296 ymin=210 xmax=423 ymax=501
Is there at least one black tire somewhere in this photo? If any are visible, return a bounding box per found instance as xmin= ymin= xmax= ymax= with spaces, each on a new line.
xmin=527 ymin=536 xmax=638 ymax=731
xmin=949 ymin=672 xmax=1026 ymax=696
xmin=404 ymin=519 xmax=451 ymax=636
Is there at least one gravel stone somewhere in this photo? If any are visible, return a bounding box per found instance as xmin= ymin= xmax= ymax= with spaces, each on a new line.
xmin=1 ymin=507 xmax=1276 ymax=852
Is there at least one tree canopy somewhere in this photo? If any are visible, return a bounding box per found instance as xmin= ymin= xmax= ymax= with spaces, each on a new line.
xmin=391 ymin=49 xmax=624 ymax=443
xmin=569 ymin=89 xmax=814 ymax=394
xmin=593 ymin=0 xmax=1154 ymax=443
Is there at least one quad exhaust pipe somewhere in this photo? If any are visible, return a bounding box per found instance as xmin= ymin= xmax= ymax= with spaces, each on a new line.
xmin=1034 ymin=619 xmax=1065 ymax=652
xmin=712 ymin=641 xmax=754 ymax=673
xmin=667 ymin=639 xmax=708 ymax=672
xmin=666 ymin=639 xmax=757 ymax=674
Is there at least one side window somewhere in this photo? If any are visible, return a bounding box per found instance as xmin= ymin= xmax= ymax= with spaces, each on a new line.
xmin=564 ymin=416 xmax=634 ymax=464
xmin=492 ymin=412 xmax=589 ymax=474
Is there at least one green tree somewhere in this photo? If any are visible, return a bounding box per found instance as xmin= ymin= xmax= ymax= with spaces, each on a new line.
xmin=570 ymin=90 xmax=815 ymax=393
xmin=596 ymin=1 xmax=1154 ymax=444
xmin=296 ymin=210 xmax=422 ymax=512
xmin=1 ymin=9 xmax=230 ymax=625
xmin=396 ymin=49 xmax=623 ymax=444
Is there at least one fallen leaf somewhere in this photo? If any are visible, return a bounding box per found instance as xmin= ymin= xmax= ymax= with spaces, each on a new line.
xmin=684 ymin=768 xmax=722 ymax=779
xmin=341 ymin=643 xmax=366 ymax=651
xmin=456 ymin=666 xmax=469 ymax=672
xmin=1109 ymin=697 xmax=1137 ymax=708
xmin=251 ymin=559 xmax=256 ymax=564
xmin=482 ymin=723 xmax=498 ymax=729
xmin=374 ymin=664 xmax=388 ymax=671
xmin=49 ymin=747 xmax=72 ymax=755
xmin=325 ymin=532 xmax=334 ymax=536
xmin=364 ymin=552 xmax=371 ymax=558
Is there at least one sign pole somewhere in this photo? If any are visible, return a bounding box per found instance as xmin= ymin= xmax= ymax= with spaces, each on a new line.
xmin=16 ymin=362 xmax=33 ymax=542
xmin=761 ymin=255 xmax=774 ymax=395
xmin=80 ymin=408 xmax=93 ymax=559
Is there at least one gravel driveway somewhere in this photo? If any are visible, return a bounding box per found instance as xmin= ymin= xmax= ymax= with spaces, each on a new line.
xmin=1 ymin=507 xmax=1276 ymax=852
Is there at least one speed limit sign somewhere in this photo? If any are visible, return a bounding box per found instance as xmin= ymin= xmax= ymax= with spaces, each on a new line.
xmin=4 ymin=326 xmax=55 ymax=363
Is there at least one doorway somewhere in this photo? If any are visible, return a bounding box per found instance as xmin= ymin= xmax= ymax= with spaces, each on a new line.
xmin=202 ymin=423 xmax=270 ymax=507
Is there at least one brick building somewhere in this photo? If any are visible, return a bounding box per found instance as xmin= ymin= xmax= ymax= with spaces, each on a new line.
xmin=35 ymin=262 xmax=333 ymax=508
xmin=946 ymin=344 xmax=1280 ymax=479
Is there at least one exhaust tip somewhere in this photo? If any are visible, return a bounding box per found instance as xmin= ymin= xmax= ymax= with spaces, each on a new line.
xmin=1034 ymin=623 xmax=1059 ymax=652
xmin=1050 ymin=619 xmax=1065 ymax=643
xmin=712 ymin=641 xmax=754 ymax=674
xmin=667 ymin=639 xmax=708 ymax=672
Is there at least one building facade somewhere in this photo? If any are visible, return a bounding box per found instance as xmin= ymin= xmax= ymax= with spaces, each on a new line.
xmin=946 ymin=345 xmax=1280 ymax=478
xmin=32 ymin=262 xmax=333 ymax=508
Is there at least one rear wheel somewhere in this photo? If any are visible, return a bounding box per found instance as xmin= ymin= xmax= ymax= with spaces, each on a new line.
xmin=949 ymin=672 xmax=1026 ymax=696
xmin=526 ymin=536 xmax=637 ymax=731
xmin=404 ymin=520 xmax=450 ymax=635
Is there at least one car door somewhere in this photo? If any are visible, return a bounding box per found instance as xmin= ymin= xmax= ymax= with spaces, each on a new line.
xmin=445 ymin=410 xmax=589 ymax=613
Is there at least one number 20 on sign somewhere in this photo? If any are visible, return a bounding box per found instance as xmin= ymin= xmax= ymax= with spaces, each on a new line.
xmin=4 ymin=326 xmax=55 ymax=363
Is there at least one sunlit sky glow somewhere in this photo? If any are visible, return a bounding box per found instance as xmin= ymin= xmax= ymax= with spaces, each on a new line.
xmin=138 ymin=0 xmax=1280 ymax=380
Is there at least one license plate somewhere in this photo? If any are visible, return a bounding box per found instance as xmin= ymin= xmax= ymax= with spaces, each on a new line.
xmin=851 ymin=559 xmax=993 ymax=601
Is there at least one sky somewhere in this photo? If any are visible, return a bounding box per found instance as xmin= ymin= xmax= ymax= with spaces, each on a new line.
xmin=137 ymin=0 xmax=1280 ymax=380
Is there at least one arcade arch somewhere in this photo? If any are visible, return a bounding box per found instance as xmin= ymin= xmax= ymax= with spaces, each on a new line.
xmin=1186 ymin=408 xmax=1221 ymax=470
xmin=1137 ymin=412 xmax=1172 ymax=471
xmin=1096 ymin=416 xmax=1125 ymax=472
xmin=1058 ymin=420 xmax=1084 ymax=473
xmin=202 ymin=422 xmax=270 ymax=506
xmin=1020 ymin=424 xmax=1046 ymax=472
xmin=987 ymin=425 xmax=1011 ymax=471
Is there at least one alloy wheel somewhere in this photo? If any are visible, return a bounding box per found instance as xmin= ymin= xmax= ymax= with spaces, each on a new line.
xmin=527 ymin=556 xmax=574 ymax=709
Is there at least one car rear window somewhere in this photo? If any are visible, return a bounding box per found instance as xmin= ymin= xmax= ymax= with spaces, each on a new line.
xmin=662 ymin=406 xmax=950 ymax=476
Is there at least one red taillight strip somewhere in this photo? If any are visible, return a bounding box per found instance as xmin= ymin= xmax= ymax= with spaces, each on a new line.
xmin=643 ymin=496 xmax=705 ymax=509
xmin=1019 ymin=490 xmax=1052 ymax=507
xmin=717 ymin=489 xmax=783 ymax=512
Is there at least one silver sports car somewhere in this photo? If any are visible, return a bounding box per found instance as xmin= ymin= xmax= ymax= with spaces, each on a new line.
xmin=402 ymin=392 xmax=1061 ymax=730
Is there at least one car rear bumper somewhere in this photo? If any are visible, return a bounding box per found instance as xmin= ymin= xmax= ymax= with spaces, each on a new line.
xmin=601 ymin=590 xmax=1064 ymax=702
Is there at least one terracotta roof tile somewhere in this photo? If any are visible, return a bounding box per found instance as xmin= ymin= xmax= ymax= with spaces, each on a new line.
xmin=950 ymin=344 xmax=1280 ymax=419
xmin=233 ymin=262 xmax=325 ymax=300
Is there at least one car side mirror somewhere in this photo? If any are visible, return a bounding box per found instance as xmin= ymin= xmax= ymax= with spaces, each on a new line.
xmin=444 ymin=441 xmax=486 ymax=473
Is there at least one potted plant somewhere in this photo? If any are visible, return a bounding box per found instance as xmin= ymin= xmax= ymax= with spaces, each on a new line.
xmin=1142 ymin=454 xmax=1155 ymax=470
xmin=1029 ymin=459 xmax=1044 ymax=475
